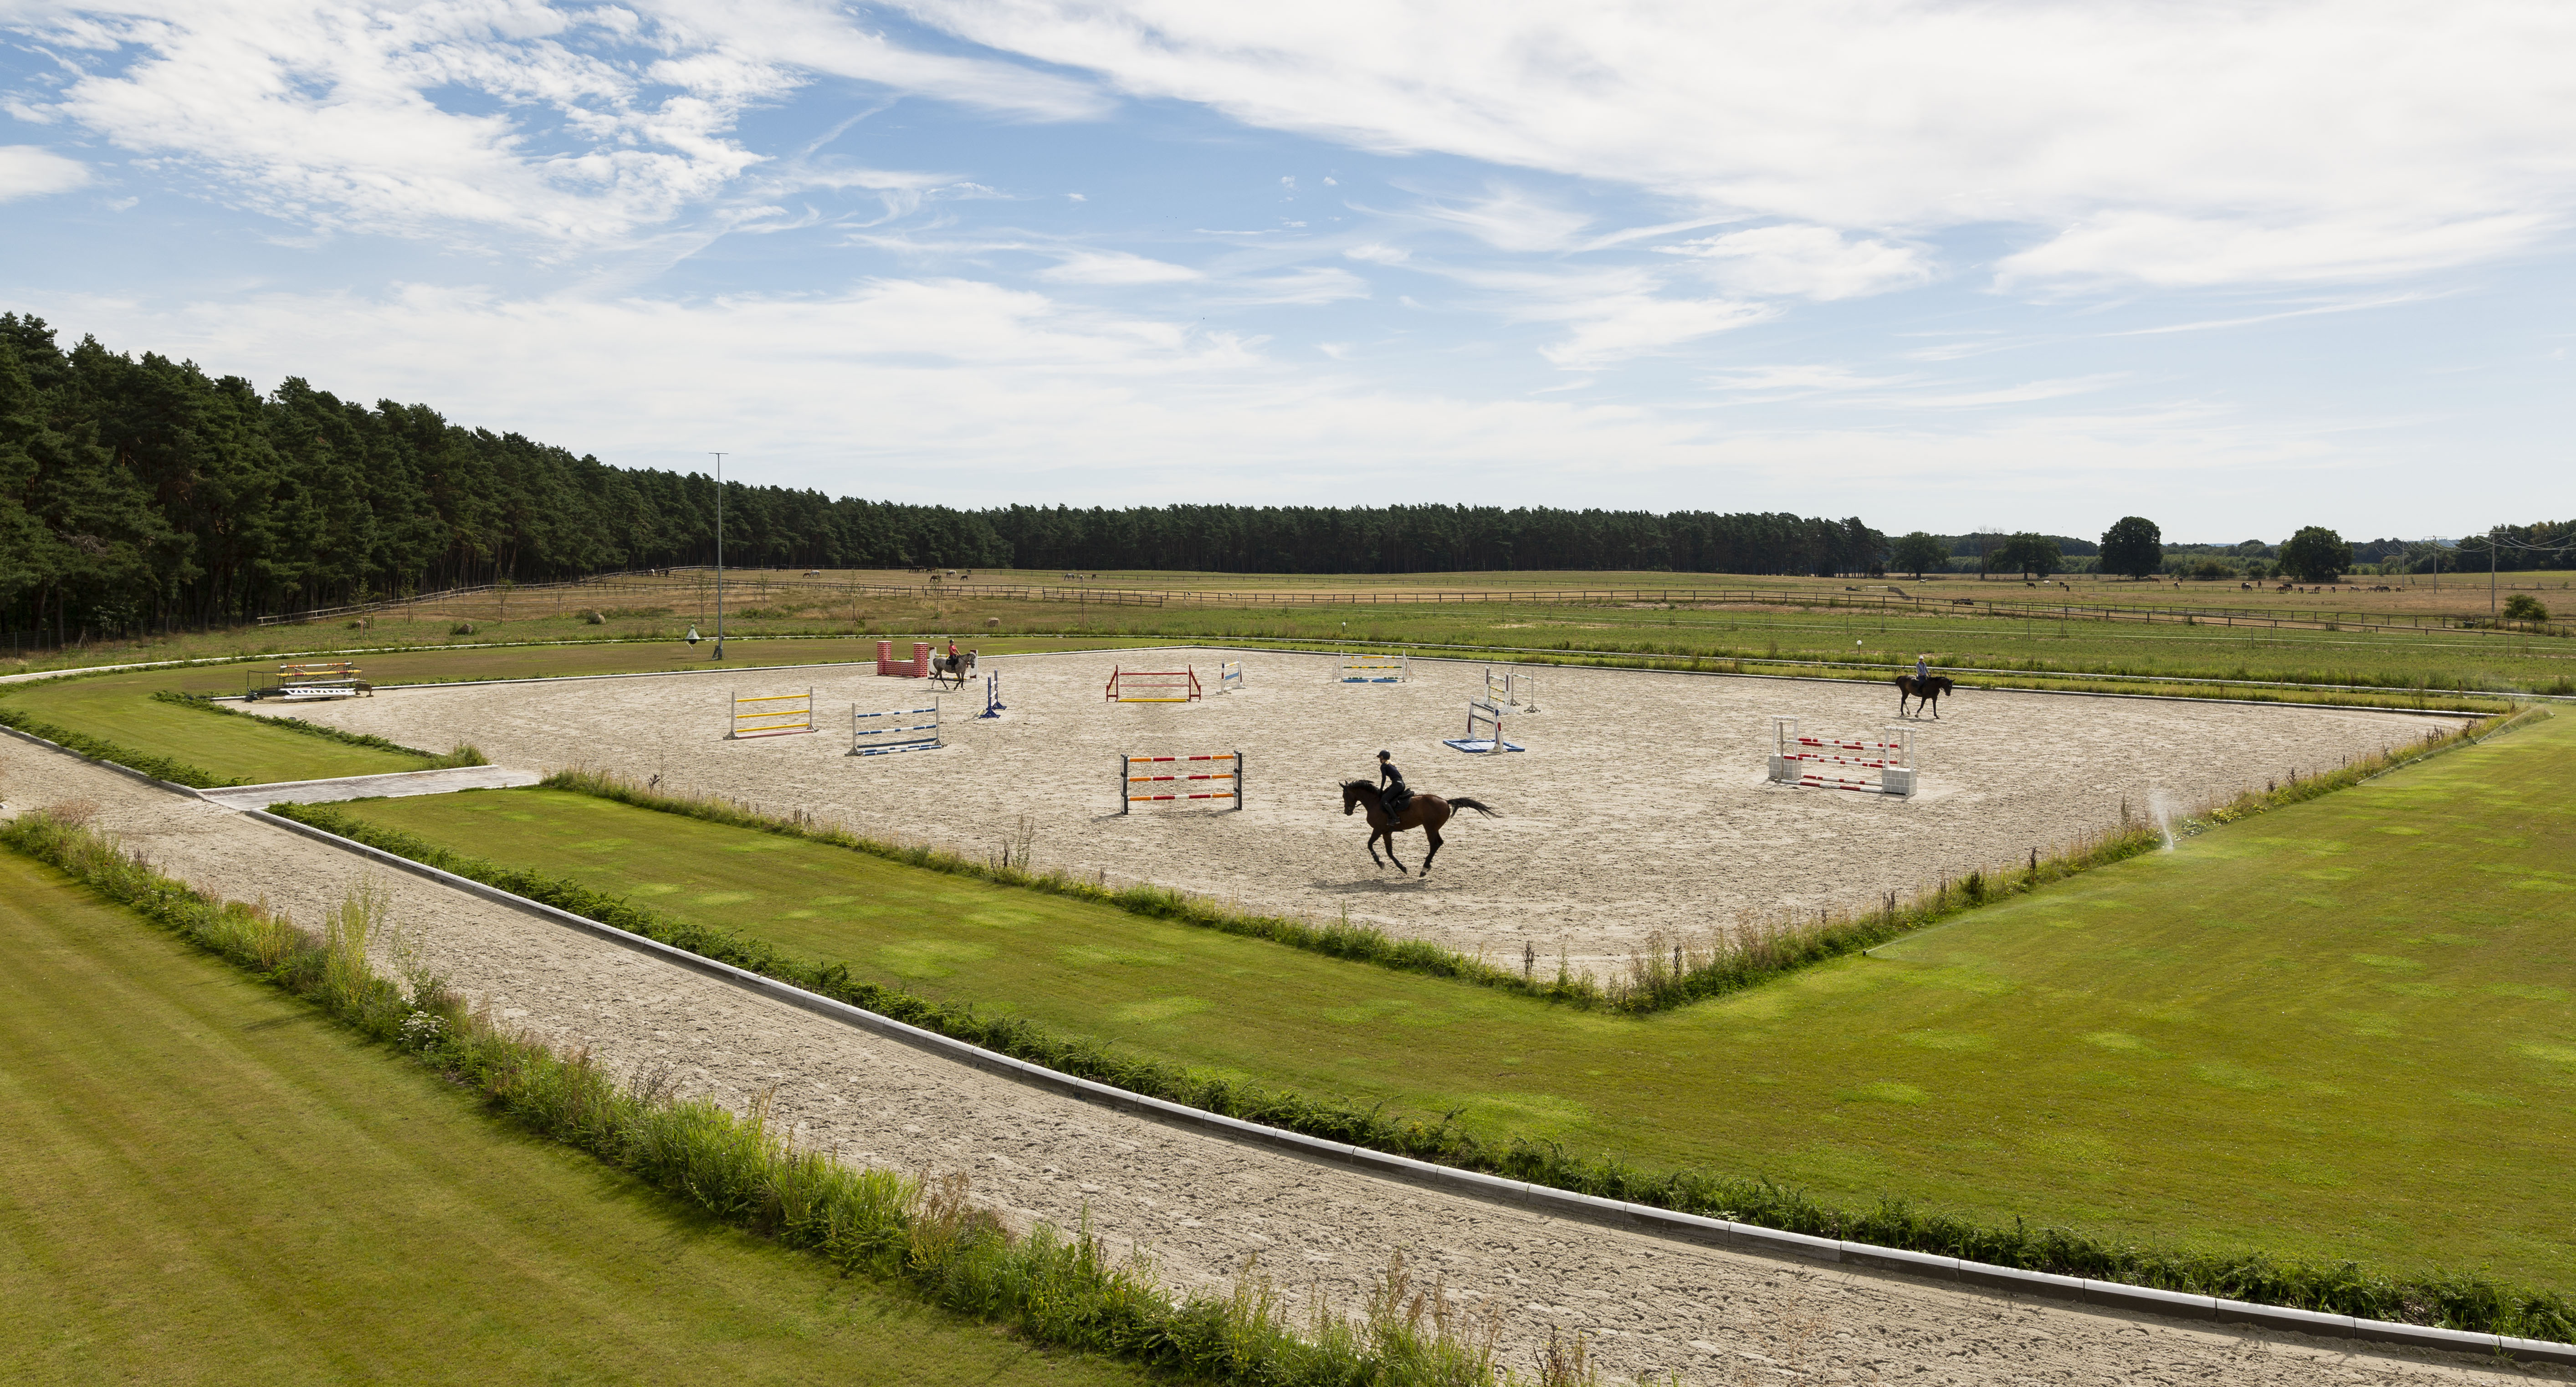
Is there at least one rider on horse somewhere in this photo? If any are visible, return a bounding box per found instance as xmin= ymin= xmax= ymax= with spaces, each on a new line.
xmin=1915 ymin=653 xmax=1931 ymax=682
xmin=1377 ymin=750 xmax=1411 ymax=819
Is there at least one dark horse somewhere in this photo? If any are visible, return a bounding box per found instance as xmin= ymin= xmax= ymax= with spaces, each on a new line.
xmin=930 ymin=649 xmax=976 ymax=690
xmin=1339 ymin=781 xmax=1499 ymax=876
xmin=1896 ymin=673 xmax=1955 ymax=719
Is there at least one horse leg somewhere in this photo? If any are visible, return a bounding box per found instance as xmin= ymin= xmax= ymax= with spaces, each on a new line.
xmin=1419 ymin=824 xmax=1443 ymax=876
xmin=1381 ymin=829 xmax=1406 ymax=872
xmin=1366 ymin=827 xmax=1388 ymax=868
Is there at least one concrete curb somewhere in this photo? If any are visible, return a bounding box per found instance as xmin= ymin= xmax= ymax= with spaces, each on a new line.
xmin=234 ymin=804 xmax=2576 ymax=1370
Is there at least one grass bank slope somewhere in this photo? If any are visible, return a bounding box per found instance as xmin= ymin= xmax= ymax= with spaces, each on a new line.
xmin=0 ymin=850 xmax=1145 ymax=1387
xmin=331 ymin=713 xmax=2576 ymax=1288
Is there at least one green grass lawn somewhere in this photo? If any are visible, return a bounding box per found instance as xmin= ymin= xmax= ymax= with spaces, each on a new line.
xmin=0 ymin=849 xmax=1147 ymax=1387
xmin=332 ymin=712 xmax=2576 ymax=1288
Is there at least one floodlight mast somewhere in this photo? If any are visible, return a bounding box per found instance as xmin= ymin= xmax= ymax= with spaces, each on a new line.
xmin=711 ymin=452 xmax=726 ymax=660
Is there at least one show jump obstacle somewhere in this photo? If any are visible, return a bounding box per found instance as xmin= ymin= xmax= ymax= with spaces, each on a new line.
xmin=976 ymin=670 xmax=1006 ymax=720
xmin=254 ymin=661 xmax=370 ymax=701
xmin=1336 ymin=654 xmax=1408 ymax=684
xmin=1216 ymin=660 xmax=1245 ymax=694
xmin=850 ymin=701 xmax=942 ymax=756
xmin=1120 ymin=752 xmax=1244 ymax=813
xmin=1482 ymin=665 xmax=1540 ymax=712
xmin=1443 ymin=699 xmax=1525 ymax=754
xmin=1767 ymin=716 xmax=1915 ymax=797
xmin=1106 ymin=666 xmax=1203 ymax=702
xmin=875 ymin=640 xmax=932 ymax=677
xmin=728 ymin=689 xmax=817 ymax=739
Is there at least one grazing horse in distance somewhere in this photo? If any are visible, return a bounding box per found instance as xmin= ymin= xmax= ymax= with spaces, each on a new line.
xmin=1339 ymin=781 xmax=1499 ymax=876
xmin=1896 ymin=673 xmax=1955 ymax=720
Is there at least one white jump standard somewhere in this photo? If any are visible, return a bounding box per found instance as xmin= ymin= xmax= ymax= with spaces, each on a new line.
xmin=1335 ymin=654 xmax=1408 ymax=684
xmin=1120 ymin=752 xmax=1244 ymax=812
xmin=850 ymin=701 xmax=942 ymax=756
xmin=1444 ymin=699 xmax=1525 ymax=754
xmin=1216 ymin=660 xmax=1245 ymax=694
xmin=728 ymin=688 xmax=817 ymax=739
xmin=1483 ymin=665 xmax=1539 ymax=712
xmin=1768 ymin=716 xmax=1916 ymax=797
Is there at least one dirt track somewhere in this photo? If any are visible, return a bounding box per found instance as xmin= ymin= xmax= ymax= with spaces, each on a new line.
xmin=4 ymin=732 xmax=2556 ymax=1386
xmin=254 ymin=648 xmax=2466 ymax=978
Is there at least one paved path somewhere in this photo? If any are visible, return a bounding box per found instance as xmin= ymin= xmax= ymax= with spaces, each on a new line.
xmin=2 ymin=736 xmax=2561 ymax=1386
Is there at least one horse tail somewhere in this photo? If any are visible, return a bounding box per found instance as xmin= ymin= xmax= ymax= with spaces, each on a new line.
xmin=1447 ymin=797 xmax=1501 ymax=818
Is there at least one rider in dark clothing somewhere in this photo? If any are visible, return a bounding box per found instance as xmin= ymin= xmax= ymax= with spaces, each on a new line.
xmin=1377 ymin=750 xmax=1410 ymax=818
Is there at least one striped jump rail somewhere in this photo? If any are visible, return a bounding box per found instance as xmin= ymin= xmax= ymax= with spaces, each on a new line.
xmin=1107 ymin=666 xmax=1203 ymax=702
xmin=1120 ymin=752 xmax=1244 ymax=813
xmin=728 ymin=688 xmax=818 ymax=739
xmin=849 ymin=701 xmax=942 ymax=756
xmin=1769 ymin=716 xmax=1916 ymax=797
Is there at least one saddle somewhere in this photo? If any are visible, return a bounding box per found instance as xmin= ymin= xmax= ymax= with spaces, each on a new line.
xmin=1382 ymin=788 xmax=1413 ymax=816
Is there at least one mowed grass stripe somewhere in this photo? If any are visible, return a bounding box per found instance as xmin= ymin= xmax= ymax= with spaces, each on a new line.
xmin=335 ymin=715 xmax=2576 ymax=1286
xmin=0 ymin=851 xmax=1146 ymax=1387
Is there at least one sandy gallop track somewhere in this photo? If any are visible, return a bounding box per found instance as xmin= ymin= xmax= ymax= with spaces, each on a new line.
xmin=3 ymin=736 xmax=2552 ymax=1386
xmin=258 ymin=648 xmax=2463 ymax=974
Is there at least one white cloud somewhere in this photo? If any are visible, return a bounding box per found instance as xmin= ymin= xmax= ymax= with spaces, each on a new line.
xmin=1343 ymin=242 xmax=1408 ymax=264
xmin=1660 ymin=225 xmax=1932 ymax=300
xmin=0 ymin=145 xmax=92 ymax=200
xmin=1408 ymin=185 xmax=1591 ymax=252
xmin=1705 ymin=363 xmax=1910 ymax=398
xmin=1040 ymin=250 xmax=1202 ymax=284
xmin=3 ymin=0 xmax=1099 ymax=247
xmin=1209 ymin=265 xmax=1367 ymax=305
xmin=1537 ymin=295 xmax=1771 ymax=369
xmin=899 ymin=0 xmax=2576 ymax=287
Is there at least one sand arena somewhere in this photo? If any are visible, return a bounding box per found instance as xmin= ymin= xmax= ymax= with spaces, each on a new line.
xmin=253 ymin=647 xmax=2463 ymax=975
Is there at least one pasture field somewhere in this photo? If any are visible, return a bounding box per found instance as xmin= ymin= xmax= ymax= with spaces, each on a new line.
xmin=325 ymin=706 xmax=2576 ymax=1288
xmin=10 ymin=566 xmax=2570 ymax=701
xmin=0 ymin=849 xmax=1146 ymax=1387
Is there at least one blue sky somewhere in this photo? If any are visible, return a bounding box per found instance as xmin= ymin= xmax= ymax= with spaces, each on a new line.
xmin=2 ymin=0 xmax=2571 ymax=541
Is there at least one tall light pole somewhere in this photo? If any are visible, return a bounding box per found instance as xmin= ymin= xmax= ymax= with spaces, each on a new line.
xmin=711 ymin=452 xmax=727 ymax=660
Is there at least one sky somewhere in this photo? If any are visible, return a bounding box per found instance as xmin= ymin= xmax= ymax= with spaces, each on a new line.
xmin=1 ymin=1 xmax=2571 ymax=542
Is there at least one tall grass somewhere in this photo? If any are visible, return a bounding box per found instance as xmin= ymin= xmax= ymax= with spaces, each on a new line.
xmin=269 ymin=755 xmax=2576 ymax=1342
xmin=0 ymin=809 xmax=1573 ymax=1387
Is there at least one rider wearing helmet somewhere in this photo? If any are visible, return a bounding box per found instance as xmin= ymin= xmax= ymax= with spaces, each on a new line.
xmin=1377 ymin=750 xmax=1411 ymax=818
xmin=1915 ymin=653 xmax=1931 ymax=682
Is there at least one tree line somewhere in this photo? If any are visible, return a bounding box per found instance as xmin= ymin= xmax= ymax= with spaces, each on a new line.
xmin=5 ymin=317 xmax=2560 ymax=644
xmin=0 ymin=318 xmax=1888 ymax=641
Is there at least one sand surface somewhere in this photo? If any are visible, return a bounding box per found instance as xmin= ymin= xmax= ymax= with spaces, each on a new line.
xmin=5 ymin=733 xmax=2561 ymax=1385
xmin=253 ymin=648 xmax=2466 ymax=976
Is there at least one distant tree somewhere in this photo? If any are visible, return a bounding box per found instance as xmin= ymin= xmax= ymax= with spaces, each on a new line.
xmin=1987 ymin=532 xmax=2063 ymax=578
xmin=2279 ymin=526 xmax=2354 ymax=583
xmin=2099 ymin=517 xmax=2163 ymax=579
xmin=2503 ymin=594 xmax=2548 ymax=621
xmin=1890 ymin=532 xmax=1948 ymax=578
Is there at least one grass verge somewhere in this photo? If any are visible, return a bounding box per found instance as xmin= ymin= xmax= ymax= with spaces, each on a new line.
xmin=0 ymin=809 xmax=1569 ymax=1387
xmin=277 ymin=709 xmax=2576 ymax=1337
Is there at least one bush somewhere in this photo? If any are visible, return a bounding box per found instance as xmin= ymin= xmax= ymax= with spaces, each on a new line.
xmin=450 ymin=622 xmax=475 ymax=636
xmin=2503 ymin=594 xmax=2549 ymax=621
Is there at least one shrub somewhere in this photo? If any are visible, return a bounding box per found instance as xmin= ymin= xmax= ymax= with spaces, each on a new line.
xmin=450 ymin=622 xmax=475 ymax=636
xmin=2503 ymin=594 xmax=2549 ymax=621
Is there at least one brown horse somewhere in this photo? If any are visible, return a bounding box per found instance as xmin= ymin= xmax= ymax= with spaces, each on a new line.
xmin=1895 ymin=673 xmax=1955 ymax=719
xmin=1339 ymin=781 xmax=1499 ymax=876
